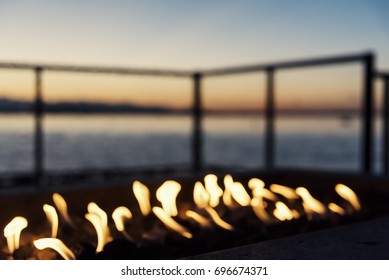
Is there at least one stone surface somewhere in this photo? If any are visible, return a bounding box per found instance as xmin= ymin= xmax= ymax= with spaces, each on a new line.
xmin=188 ymin=217 xmax=389 ymax=259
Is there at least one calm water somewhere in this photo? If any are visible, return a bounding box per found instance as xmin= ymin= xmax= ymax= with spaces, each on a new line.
xmin=0 ymin=113 xmax=383 ymax=174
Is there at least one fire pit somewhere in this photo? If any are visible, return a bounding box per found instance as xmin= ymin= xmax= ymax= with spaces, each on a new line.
xmin=0 ymin=170 xmax=384 ymax=260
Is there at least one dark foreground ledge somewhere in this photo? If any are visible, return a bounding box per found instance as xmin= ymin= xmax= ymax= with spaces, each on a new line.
xmin=188 ymin=217 xmax=389 ymax=260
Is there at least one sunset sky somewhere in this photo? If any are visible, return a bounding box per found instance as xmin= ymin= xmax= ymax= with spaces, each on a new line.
xmin=0 ymin=0 xmax=388 ymax=110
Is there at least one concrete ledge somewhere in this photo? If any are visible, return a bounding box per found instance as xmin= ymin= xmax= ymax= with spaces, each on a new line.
xmin=188 ymin=217 xmax=389 ymax=259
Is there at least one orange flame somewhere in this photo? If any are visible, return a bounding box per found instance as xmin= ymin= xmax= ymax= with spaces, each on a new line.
xmin=273 ymin=202 xmax=299 ymax=221
xmin=185 ymin=210 xmax=211 ymax=228
xmin=112 ymin=206 xmax=132 ymax=232
xmin=43 ymin=204 xmax=59 ymax=238
xmin=250 ymin=197 xmax=272 ymax=223
xmin=85 ymin=202 xmax=112 ymax=253
xmin=34 ymin=238 xmax=75 ymax=260
xmin=205 ymin=207 xmax=234 ymax=231
xmin=133 ymin=181 xmax=152 ymax=216
xmin=296 ymin=187 xmax=327 ymax=216
xmin=224 ymin=175 xmax=251 ymax=207
xmin=204 ymin=174 xmax=223 ymax=207
xmin=335 ymin=184 xmax=361 ymax=212
xmin=222 ymin=184 xmax=233 ymax=208
xmin=193 ymin=181 xmax=210 ymax=208
xmin=270 ymin=184 xmax=299 ymax=200
xmin=52 ymin=193 xmax=74 ymax=227
xmin=328 ymin=203 xmax=346 ymax=215
xmin=152 ymin=207 xmax=192 ymax=239
xmin=156 ymin=180 xmax=181 ymax=216
xmin=3 ymin=216 xmax=28 ymax=254
xmin=248 ymin=178 xmax=277 ymax=201
xmin=112 ymin=206 xmax=134 ymax=241
xmin=248 ymin=178 xmax=265 ymax=190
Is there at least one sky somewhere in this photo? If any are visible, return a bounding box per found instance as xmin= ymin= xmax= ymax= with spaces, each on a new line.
xmin=0 ymin=0 xmax=388 ymax=110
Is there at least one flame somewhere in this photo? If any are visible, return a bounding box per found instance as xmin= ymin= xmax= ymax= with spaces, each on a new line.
xmin=185 ymin=210 xmax=211 ymax=228
xmin=204 ymin=174 xmax=224 ymax=207
xmin=296 ymin=187 xmax=327 ymax=216
xmin=193 ymin=181 xmax=210 ymax=208
xmin=248 ymin=178 xmax=277 ymax=201
xmin=152 ymin=207 xmax=192 ymax=239
xmin=34 ymin=238 xmax=75 ymax=260
xmin=156 ymin=180 xmax=181 ymax=216
xmin=43 ymin=204 xmax=59 ymax=238
xmin=250 ymin=197 xmax=272 ymax=223
xmin=85 ymin=202 xmax=111 ymax=253
xmin=273 ymin=202 xmax=299 ymax=221
xmin=222 ymin=184 xmax=233 ymax=207
xmin=335 ymin=184 xmax=361 ymax=211
xmin=328 ymin=203 xmax=346 ymax=215
xmin=270 ymin=184 xmax=299 ymax=200
xmin=112 ymin=206 xmax=132 ymax=232
xmin=248 ymin=178 xmax=265 ymax=190
xmin=205 ymin=207 xmax=234 ymax=231
xmin=52 ymin=193 xmax=74 ymax=226
xmin=3 ymin=216 xmax=28 ymax=254
xmin=112 ymin=206 xmax=134 ymax=242
xmin=224 ymin=175 xmax=251 ymax=206
xmin=133 ymin=181 xmax=151 ymax=216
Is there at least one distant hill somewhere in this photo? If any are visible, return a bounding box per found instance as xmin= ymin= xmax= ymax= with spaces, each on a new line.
xmin=0 ymin=98 xmax=32 ymax=112
xmin=0 ymin=97 xmax=360 ymax=116
xmin=0 ymin=98 xmax=179 ymax=114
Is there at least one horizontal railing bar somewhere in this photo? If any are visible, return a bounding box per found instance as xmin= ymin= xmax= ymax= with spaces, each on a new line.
xmin=0 ymin=52 xmax=375 ymax=78
xmin=0 ymin=62 xmax=193 ymax=77
xmin=376 ymin=72 xmax=389 ymax=79
xmin=201 ymin=52 xmax=373 ymax=77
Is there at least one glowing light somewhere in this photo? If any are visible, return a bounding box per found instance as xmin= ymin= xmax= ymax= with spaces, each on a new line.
xmin=152 ymin=207 xmax=192 ymax=239
xmin=34 ymin=238 xmax=75 ymax=260
xmin=3 ymin=216 xmax=28 ymax=254
xmin=328 ymin=203 xmax=346 ymax=215
xmin=270 ymin=184 xmax=299 ymax=200
xmin=335 ymin=184 xmax=361 ymax=211
xmin=204 ymin=174 xmax=224 ymax=208
xmin=273 ymin=202 xmax=296 ymax=221
xmin=185 ymin=210 xmax=211 ymax=228
xmin=193 ymin=181 xmax=210 ymax=208
xmin=224 ymin=175 xmax=251 ymax=206
xmin=248 ymin=178 xmax=277 ymax=201
xmin=133 ymin=181 xmax=151 ymax=216
xmin=43 ymin=204 xmax=59 ymax=238
xmin=250 ymin=197 xmax=272 ymax=223
xmin=296 ymin=187 xmax=327 ymax=216
xmin=85 ymin=202 xmax=111 ymax=253
xmin=112 ymin=206 xmax=132 ymax=232
xmin=248 ymin=178 xmax=265 ymax=190
xmin=52 ymin=193 xmax=74 ymax=227
xmin=112 ymin=206 xmax=134 ymax=241
xmin=205 ymin=207 xmax=234 ymax=231
xmin=222 ymin=185 xmax=234 ymax=208
xmin=156 ymin=180 xmax=181 ymax=216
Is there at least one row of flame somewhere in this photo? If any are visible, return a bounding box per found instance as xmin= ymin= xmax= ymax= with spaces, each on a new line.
xmin=1 ymin=174 xmax=361 ymax=260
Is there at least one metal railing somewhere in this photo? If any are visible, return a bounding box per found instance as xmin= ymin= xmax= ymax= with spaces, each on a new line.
xmin=0 ymin=52 xmax=378 ymax=187
xmin=376 ymin=71 xmax=389 ymax=174
xmin=200 ymin=52 xmax=375 ymax=173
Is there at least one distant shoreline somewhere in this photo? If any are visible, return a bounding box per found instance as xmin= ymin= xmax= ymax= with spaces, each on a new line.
xmin=0 ymin=97 xmax=361 ymax=117
xmin=0 ymin=111 xmax=361 ymax=118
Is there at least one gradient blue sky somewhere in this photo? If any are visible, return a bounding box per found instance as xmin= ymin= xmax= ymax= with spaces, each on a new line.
xmin=0 ymin=0 xmax=388 ymax=109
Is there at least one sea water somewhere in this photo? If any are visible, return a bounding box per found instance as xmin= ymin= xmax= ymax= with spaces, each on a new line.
xmin=0 ymin=113 xmax=382 ymax=174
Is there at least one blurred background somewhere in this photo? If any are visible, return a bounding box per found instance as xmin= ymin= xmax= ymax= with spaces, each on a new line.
xmin=0 ymin=0 xmax=388 ymax=185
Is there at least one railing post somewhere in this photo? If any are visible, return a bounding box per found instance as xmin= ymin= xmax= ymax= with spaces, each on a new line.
xmin=383 ymin=76 xmax=389 ymax=174
xmin=265 ymin=67 xmax=275 ymax=169
xmin=34 ymin=67 xmax=44 ymax=186
xmin=192 ymin=73 xmax=203 ymax=172
xmin=362 ymin=54 xmax=374 ymax=174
